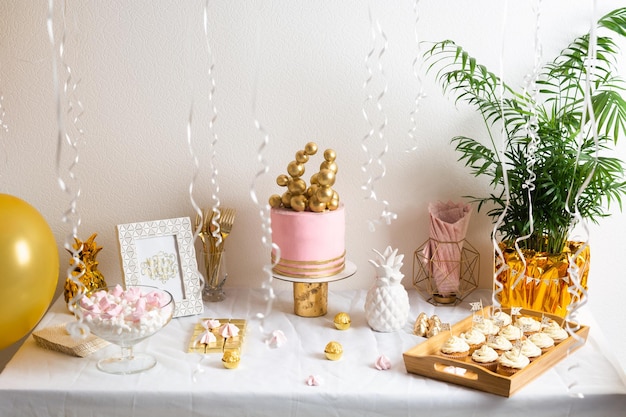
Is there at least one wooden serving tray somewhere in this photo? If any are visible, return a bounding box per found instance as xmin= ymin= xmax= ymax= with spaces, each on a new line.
xmin=403 ymin=307 xmax=589 ymax=397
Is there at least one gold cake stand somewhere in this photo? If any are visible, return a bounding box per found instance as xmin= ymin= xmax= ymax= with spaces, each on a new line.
xmin=273 ymin=260 xmax=357 ymax=317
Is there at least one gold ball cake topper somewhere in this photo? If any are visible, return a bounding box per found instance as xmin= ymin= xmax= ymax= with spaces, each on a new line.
xmin=269 ymin=142 xmax=340 ymax=213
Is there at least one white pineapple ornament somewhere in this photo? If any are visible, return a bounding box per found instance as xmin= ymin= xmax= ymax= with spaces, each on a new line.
xmin=365 ymin=246 xmax=410 ymax=332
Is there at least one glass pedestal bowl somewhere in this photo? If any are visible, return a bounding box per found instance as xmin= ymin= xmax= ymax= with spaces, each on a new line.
xmin=77 ymin=285 xmax=175 ymax=375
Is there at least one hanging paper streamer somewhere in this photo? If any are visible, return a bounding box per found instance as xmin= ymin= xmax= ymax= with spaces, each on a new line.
xmin=406 ymin=0 xmax=426 ymax=153
xmin=491 ymin=0 xmax=511 ymax=310
xmin=562 ymin=1 xmax=599 ymax=399
xmin=511 ymin=0 xmax=543 ymax=290
xmin=187 ymin=103 xmax=203 ymax=241
xmin=361 ymin=4 xmax=397 ymax=232
xmin=47 ymin=0 xmax=89 ymax=338
xmin=203 ymin=0 xmax=223 ymax=247
xmin=249 ymin=1 xmax=278 ymax=337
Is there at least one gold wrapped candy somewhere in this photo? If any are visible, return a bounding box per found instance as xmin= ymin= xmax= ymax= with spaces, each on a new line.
xmin=333 ymin=312 xmax=351 ymax=330
xmin=269 ymin=142 xmax=340 ymax=213
xmin=222 ymin=349 xmax=241 ymax=369
xmin=324 ymin=341 xmax=343 ymax=361
xmin=495 ymin=242 xmax=590 ymax=318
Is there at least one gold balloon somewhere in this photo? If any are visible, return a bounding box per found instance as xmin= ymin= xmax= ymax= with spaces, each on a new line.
xmin=287 ymin=161 xmax=305 ymax=178
xmin=290 ymin=194 xmax=308 ymax=212
xmin=0 ymin=194 xmax=59 ymax=350
xmin=281 ymin=191 xmax=292 ymax=208
xmin=269 ymin=194 xmax=282 ymax=208
xmin=295 ymin=150 xmax=309 ymax=164
xmin=309 ymin=195 xmax=326 ymax=212
xmin=317 ymin=169 xmax=336 ymax=187
xmin=288 ymin=178 xmax=307 ymax=195
xmin=323 ymin=149 xmax=337 ymax=162
xmin=304 ymin=142 xmax=318 ymax=155
xmin=320 ymin=160 xmax=338 ymax=174
xmin=316 ymin=185 xmax=334 ymax=204
xmin=276 ymin=174 xmax=290 ymax=187
xmin=306 ymin=184 xmax=319 ymax=198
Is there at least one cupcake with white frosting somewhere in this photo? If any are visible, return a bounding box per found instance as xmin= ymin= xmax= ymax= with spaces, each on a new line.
xmin=473 ymin=318 xmax=500 ymax=336
xmin=519 ymin=339 xmax=542 ymax=361
xmin=514 ymin=316 xmax=542 ymax=336
xmin=498 ymin=324 xmax=523 ymax=342
xmin=529 ymin=332 xmax=555 ymax=352
xmin=460 ymin=328 xmax=486 ymax=353
xmin=542 ymin=321 xmax=569 ymax=344
xmin=439 ymin=335 xmax=470 ymax=360
xmin=497 ymin=348 xmax=530 ymax=376
xmin=471 ymin=345 xmax=499 ymax=372
xmin=486 ymin=335 xmax=513 ymax=354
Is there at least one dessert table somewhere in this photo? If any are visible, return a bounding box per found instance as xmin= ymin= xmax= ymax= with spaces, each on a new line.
xmin=1 ymin=288 xmax=625 ymax=417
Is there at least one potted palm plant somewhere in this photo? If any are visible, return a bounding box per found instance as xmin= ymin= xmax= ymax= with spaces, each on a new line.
xmin=423 ymin=8 xmax=626 ymax=316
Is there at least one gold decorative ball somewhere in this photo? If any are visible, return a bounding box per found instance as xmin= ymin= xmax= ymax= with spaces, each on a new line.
xmin=276 ymin=174 xmax=290 ymax=187
xmin=295 ymin=150 xmax=309 ymax=164
xmin=327 ymin=198 xmax=339 ymax=211
xmin=287 ymin=161 xmax=305 ymax=178
xmin=222 ymin=350 xmax=241 ymax=369
xmin=320 ymin=160 xmax=338 ymax=174
xmin=290 ymin=194 xmax=307 ymax=212
xmin=310 ymin=172 xmax=319 ymax=185
xmin=323 ymin=149 xmax=337 ymax=162
xmin=324 ymin=341 xmax=343 ymax=361
xmin=333 ymin=312 xmax=351 ymax=330
xmin=316 ymin=185 xmax=334 ymax=204
xmin=288 ymin=178 xmax=307 ymax=195
xmin=308 ymin=195 xmax=326 ymax=212
xmin=269 ymin=194 xmax=282 ymax=208
xmin=306 ymin=184 xmax=319 ymax=198
xmin=281 ymin=192 xmax=292 ymax=208
xmin=304 ymin=142 xmax=318 ymax=155
xmin=317 ymin=169 xmax=336 ymax=187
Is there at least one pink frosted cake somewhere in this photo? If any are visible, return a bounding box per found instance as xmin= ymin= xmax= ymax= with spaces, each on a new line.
xmin=271 ymin=205 xmax=345 ymax=278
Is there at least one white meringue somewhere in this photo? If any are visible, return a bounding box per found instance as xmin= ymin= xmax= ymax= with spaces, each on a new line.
xmin=267 ymin=330 xmax=287 ymax=348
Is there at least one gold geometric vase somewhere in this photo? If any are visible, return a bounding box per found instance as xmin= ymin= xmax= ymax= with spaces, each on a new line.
xmin=495 ymin=241 xmax=590 ymax=318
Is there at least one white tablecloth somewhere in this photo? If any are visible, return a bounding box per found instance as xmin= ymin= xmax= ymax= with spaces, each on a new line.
xmin=1 ymin=288 xmax=625 ymax=417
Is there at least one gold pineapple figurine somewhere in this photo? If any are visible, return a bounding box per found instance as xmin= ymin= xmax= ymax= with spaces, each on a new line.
xmin=64 ymin=233 xmax=107 ymax=306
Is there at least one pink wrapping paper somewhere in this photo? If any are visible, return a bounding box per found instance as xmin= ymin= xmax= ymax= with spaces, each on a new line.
xmin=424 ymin=201 xmax=472 ymax=296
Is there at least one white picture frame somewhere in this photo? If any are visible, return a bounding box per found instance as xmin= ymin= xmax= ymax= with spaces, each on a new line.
xmin=117 ymin=217 xmax=204 ymax=317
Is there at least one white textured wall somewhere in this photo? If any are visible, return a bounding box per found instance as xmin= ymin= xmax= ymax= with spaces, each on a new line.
xmin=1 ymin=0 xmax=624 ymax=371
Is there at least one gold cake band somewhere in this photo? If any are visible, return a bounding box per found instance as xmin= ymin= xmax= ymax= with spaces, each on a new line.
xmin=272 ymin=251 xmax=345 ymax=278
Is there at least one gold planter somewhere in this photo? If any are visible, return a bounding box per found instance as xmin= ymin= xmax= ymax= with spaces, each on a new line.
xmin=495 ymin=242 xmax=590 ymax=318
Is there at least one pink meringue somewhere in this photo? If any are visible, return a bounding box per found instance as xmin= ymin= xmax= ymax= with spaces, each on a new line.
xmin=375 ymin=354 xmax=392 ymax=370
xmin=267 ymin=330 xmax=287 ymax=348
xmin=219 ymin=323 xmax=240 ymax=338
xmin=305 ymin=375 xmax=323 ymax=386
xmin=196 ymin=330 xmax=217 ymax=345
xmin=202 ymin=319 xmax=221 ymax=330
